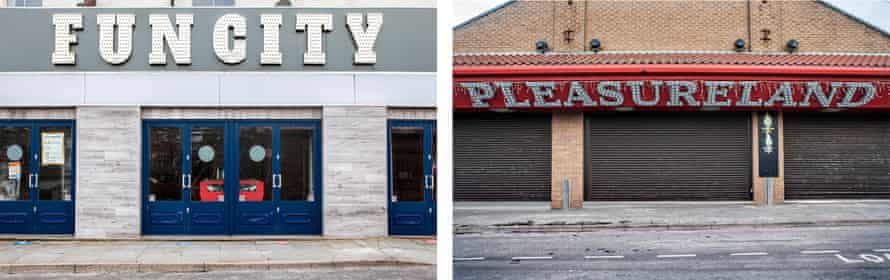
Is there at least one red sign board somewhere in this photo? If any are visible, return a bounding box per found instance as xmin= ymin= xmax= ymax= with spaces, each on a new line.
xmin=454 ymin=79 xmax=890 ymax=112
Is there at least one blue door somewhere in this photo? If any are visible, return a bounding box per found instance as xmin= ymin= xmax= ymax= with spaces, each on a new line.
xmin=143 ymin=121 xmax=228 ymax=235
xmin=388 ymin=120 xmax=436 ymax=236
xmin=0 ymin=120 xmax=75 ymax=234
xmin=144 ymin=120 xmax=321 ymax=235
xmin=234 ymin=121 xmax=322 ymax=235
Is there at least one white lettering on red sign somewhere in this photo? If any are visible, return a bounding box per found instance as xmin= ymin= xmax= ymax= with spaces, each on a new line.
xmin=457 ymin=80 xmax=881 ymax=110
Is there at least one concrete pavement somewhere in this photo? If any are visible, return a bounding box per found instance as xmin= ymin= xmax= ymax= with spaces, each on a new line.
xmin=454 ymin=224 xmax=890 ymax=279
xmin=0 ymin=238 xmax=435 ymax=274
xmin=0 ymin=266 xmax=436 ymax=280
xmin=455 ymin=200 xmax=890 ymax=234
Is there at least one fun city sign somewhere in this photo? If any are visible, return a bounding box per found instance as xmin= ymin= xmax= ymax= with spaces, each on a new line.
xmin=0 ymin=8 xmax=435 ymax=72
xmin=454 ymin=80 xmax=890 ymax=111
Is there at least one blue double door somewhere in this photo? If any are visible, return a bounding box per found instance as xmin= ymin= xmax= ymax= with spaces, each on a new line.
xmin=143 ymin=120 xmax=321 ymax=235
xmin=388 ymin=120 xmax=436 ymax=236
xmin=0 ymin=120 xmax=75 ymax=234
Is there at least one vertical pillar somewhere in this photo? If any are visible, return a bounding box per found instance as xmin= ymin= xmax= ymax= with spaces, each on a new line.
xmin=322 ymin=106 xmax=387 ymax=237
xmin=774 ymin=112 xmax=785 ymax=204
xmin=752 ymin=112 xmax=785 ymax=205
xmin=551 ymin=112 xmax=584 ymax=209
xmin=75 ymin=106 xmax=141 ymax=239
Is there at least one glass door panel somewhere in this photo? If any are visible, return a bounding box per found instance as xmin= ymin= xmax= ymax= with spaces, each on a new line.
xmin=238 ymin=127 xmax=273 ymax=203
xmin=391 ymin=127 xmax=425 ymax=202
xmin=0 ymin=126 xmax=30 ymax=202
xmin=37 ymin=127 xmax=72 ymax=201
xmin=148 ymin=127 xmax=182 ymax=202
xmin=280 ymin=127 xmax=313 ymax=202
xmin=191 ymin=127 xmax=225 ymax=203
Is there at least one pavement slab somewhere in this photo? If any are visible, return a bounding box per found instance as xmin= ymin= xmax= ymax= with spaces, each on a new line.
xmin=0 ymin=238 xmax=434 ymax=274
xmin=455 ymin=200 xmax=890 ymax=234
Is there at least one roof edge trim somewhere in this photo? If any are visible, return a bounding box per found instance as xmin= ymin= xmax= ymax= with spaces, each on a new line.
xmin=454 ymin=0 xmax=516 ymax=30
xmin=817 ymin=0 xmax=890 ymax=39
xmin=454 ymin=65 xmax=890 ymax=78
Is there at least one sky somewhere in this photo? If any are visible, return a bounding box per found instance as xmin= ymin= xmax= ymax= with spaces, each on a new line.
xmin=453 ymin=0 xmax=890 ymax=35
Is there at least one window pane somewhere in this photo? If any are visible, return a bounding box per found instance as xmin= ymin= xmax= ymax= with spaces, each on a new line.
xmin=38 ymin=127 xmax=72 ymax=201
xmin=149 ymin=127 xmax=182 ymax=201
xmin=27 ymin=0 xmax=41 ymax=7
xmin=214 ymin=0 xmax=234 ymax=6
xmin=280 ymin=127 xmax=313 ymax=201
xmin=391 ymin=127 xmax=424 ymax=202
xmin=191 ymin=127 xmax=225 ymax=202
xmin=239 ymin=127 xmax=272 ymax=202
xmin=0 ymin=127 xmax=30 ymax=201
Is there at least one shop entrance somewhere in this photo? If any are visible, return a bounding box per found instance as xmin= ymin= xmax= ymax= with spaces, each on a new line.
xmin=0 ymin=120 xmax=75 ymax=234
xmin=142 ymin=120 xmax=321 ymax=235
xmin=388 ymin=120 xmax=436 ymax=236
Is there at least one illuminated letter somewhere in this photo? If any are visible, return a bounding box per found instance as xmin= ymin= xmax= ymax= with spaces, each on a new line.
xmin=213 ymin=14 xmax=247 ymax=64
xmin=149 ymin=14 xmax=194 ymax=65
xmin=296 ymin=14 xmax=333 ymax=65
xmin=52 ymin=14 xmax=83 ymax=65
xmin=97 ymin=14 xmax=135 ymax=65
xmin=346 ymin=13 xmax=382 ymax=64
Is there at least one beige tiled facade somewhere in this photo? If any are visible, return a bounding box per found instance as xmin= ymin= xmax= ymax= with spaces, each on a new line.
xmin=455 ymin=0 xmax=890 ymax=53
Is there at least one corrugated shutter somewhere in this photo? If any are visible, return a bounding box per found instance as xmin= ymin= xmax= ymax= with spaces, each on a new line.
xmin=454 ymin=113 xmax=551 ymax=201
xmin=586 ymin=113 xmax=751 ymax=201
xmin=784 ymin=113 xmax=890 ymax=199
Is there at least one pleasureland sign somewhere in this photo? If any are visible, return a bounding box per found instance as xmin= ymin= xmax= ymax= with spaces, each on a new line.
xmin=454 ymin=79 xmax=890 ymax=111
xmin=0 ymin=8 xmax=435 ymax=71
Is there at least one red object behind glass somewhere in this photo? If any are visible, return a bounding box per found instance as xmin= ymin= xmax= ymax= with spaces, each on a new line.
xmin=199 ymin=179 xmax=264 ymax=202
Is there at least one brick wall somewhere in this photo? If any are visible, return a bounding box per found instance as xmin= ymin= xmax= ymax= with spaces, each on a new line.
xmin=550 ymin=112 xmax=583 ymax=208
xmin=455 ymin=0 xmax=890 ymax=53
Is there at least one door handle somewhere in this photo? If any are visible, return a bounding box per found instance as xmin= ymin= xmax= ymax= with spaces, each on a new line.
xmin=28 ymin=174 xmax=34 ymax=188
xmin=423 ymin=175 xmax=429 ymax=190
xmin=33 ymin=174 xmax=38 ymax=189
xmin=273 ymin=174 xmax=282 ymax=189
xmin=430 ymin=174 xmax=435 ymax=192
xmin=182 ymin=174 xmax=188 ymax=189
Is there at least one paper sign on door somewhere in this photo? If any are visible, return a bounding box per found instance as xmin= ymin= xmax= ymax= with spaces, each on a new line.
xmin=41 ymin=132 xmax=65 ymax=166
xmin=8 ymin=162 xmax=20 ymax=180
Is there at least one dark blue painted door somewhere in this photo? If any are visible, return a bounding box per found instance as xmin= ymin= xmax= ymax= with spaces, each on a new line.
xmin=234 ymin=121 xmax=322 ymax=235
xmin=0 ymin=121 xmax=75 ymax=235
xmin=143 ymin=121 xmax=228 ymax=235
xmin=184 ymin=123 xmax=228 ymax=234
xmin=145 ymin=120 xmax=321 ymax=235
xmin=388 ymin=120 xmax=436 ymax=236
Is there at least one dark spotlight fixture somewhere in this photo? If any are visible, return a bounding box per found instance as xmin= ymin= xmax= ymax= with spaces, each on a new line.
xmin=733 ymin=39 xmax=746 ymax=52
xmin=536 ymin=40 xmax=549 ymax=53
xmin=590 ymin=38 xmax=602 ymax=52
xmin=786 ymin=39 xmax=799 ymax=53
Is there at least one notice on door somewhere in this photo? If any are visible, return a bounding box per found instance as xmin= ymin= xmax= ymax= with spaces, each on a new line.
xmin=41 ymin=132 xmax=65 ymax=166
xmin=8 ymin=161 xmax=20 ymax=180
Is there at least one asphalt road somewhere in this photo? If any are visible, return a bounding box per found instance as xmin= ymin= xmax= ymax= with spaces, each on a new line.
xmin=0 ymin=266 xmax=435 ymax=280
xmin=455 ymin=225 xmax=890 ymax=279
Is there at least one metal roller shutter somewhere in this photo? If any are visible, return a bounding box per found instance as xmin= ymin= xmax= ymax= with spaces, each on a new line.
xmin=784 ymin=113 xmax=890 ymax=199
xmin=454 ymin=113 xmax=552 ymax=201
xmin=586 ymin=113 xmax=751 ymax=201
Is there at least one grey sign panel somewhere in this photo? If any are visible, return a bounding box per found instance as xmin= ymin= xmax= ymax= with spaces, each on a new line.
xmin=0 ymin=8 xmax=435 ymax=72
